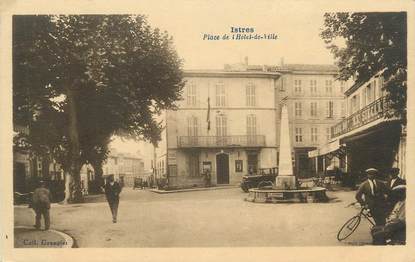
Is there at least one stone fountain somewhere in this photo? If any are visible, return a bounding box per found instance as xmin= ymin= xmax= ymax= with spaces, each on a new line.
xmin=245 ymin=102 xmax=328 ymax=203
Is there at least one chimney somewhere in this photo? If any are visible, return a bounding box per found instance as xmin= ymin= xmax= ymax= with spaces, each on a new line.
xmin=280 ymin=57 xmax=285 ymax=67
xmin=244 ymin=56 xmax=249 ymax=66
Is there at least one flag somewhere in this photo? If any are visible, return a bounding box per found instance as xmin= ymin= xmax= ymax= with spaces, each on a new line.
xmin=206 ymin=97 xmax=211 ymax=131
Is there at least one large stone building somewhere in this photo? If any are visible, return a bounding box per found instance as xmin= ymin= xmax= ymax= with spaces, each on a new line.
xmin=310 ymin=70 xmax=406 ymax=179
xmin=154 ymin=60 xmax=348 ymax=187
xmin=103 ymin=149 xmax=145 ymax=187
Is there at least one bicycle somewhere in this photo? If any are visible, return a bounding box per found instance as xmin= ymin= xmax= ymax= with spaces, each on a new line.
xmin=337 ymin=202 xmax=375 ymax=241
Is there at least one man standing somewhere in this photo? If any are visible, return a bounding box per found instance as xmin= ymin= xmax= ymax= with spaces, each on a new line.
xmin=386 ymin=168 xmax=406 ymax=209
xmin=104 ymin=175 xmax=122 ymax=223
xmin=32 ymin=180 xmax=51 ymax=230
xmin=355 ymin=168 xmax=388 ymax=226
xmin=371 ymin=185 xmax=406 ymax=245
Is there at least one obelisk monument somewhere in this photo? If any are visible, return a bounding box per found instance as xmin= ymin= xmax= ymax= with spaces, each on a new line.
xmin=275 ymin=101 xmax=296 ymax=189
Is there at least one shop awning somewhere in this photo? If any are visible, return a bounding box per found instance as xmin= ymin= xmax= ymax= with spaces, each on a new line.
xmin=308 ymin=139 xmax=341 ymax=158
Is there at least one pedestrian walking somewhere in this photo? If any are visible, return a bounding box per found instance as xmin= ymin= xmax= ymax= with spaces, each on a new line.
xmin=104 ymin=175 xmax=122 ymax=223
xmin=355 ymin=168 xmax=388 ymax=226
xmin=31 ymin=180 xmax=51 ymax=230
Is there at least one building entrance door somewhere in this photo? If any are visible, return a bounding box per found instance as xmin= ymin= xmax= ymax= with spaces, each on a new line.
xmin=216 ymin=153 xmax=229 ymax=184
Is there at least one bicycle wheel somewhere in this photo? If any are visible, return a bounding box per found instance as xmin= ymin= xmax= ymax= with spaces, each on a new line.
xmin=337 ymin=215 xmax=361 ymax=241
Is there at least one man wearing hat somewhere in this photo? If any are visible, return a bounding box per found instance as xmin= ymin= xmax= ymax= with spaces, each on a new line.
xmin=371 ymin=185 xmax=406 ymax=245
xmin=104 ymin=175 xmax=122 ymax=223
xmin=355 ymin=168 xmax=388 ymax=226
xmin=31 ymin=180 xmax=51 ymax=230
xmin=386 ymin=168 xmax=406 ymax=210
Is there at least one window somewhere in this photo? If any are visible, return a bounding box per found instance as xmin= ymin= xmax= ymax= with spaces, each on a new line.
xmin=215 ymin=81 xmax=226 ymax=106
xmin=311 ymin=127 xmax=318 ymax=143
xmin=188 ymin=116 xmax=199 ymax=144
xmin=326 ymin=127 xmax=331 ymax=141
xmin=366 ymin=84 xmax=373 ymax=105
xmin=216 ymin=115 xmax=227 ymax=137
xmin=310 ymin=102 xmax=318 ymax=117
xmin=325 ymin=79 xmax=333 ymax=94
xmin=247 ymin=114 xmax=257 ymax=145
xmin=246 ymin=82 xmax=256 ymax=106
xmin=247 ymin=114 xmax=257 ymax=136
xmin=187 ymin=82 xmax=197 ymax=106
xmin=187 ymin=116 xmax=198 ymax=136
xmin=310 ymin=80 xmax=317 ymax=94
xmin=279 ymin=78 xmax=285 ymax=91
xmin=295 ymin=102 xmax=302 ymax=118
xmin=295 ymin=127 xmax=303 ymax=142
xmin=350 ymin=94 xmax=360 ymax=113
xmin=294 ymin=102 xmax=302 ymax=118
xmin=189 ymin=153 xmax=200 ymax=177
xmin=294 ymin=79 xmax=302 ymax=93
xmin=377 ymin=78 xmax=383 ymax=98
xmin=326 ymin=101 xmax=334 ymax=118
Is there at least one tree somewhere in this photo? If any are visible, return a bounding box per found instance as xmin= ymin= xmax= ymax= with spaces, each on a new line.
xmin=13 ymin=15 xmax=185 ymax=202
xmin=321 ymin=12 xmax=407 ymax=122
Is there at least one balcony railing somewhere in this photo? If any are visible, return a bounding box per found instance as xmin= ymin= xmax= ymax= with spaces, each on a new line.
xmin=331 ymin=96 xmax=391 ymax=138
xmin=178 ymin=135 xmax=266 ymax=148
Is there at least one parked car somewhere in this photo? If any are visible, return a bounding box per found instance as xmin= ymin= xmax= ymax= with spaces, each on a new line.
xmin=240 ymin=167 xmax=278 ymax=192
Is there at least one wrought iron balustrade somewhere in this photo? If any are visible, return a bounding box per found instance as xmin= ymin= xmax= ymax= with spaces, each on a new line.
xmin=331 ymin=96 xmax=392 ymax=138
xmin=178 ymin=135 xmax=266 ymax=148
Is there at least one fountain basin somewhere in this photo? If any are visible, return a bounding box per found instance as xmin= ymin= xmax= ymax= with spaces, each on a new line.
xmin=245 ymin=187 xmax=328 ymax=203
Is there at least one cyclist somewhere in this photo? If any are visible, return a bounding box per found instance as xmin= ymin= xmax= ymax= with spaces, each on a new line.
xmin=355 ymin=168 xmax=388 ymax=226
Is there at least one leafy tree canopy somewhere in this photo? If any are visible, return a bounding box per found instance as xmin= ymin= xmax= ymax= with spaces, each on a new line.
xmin=321 ymin=12 xmax=407 ymax=121
xmin=13 ymin=15 xmax=185 ymax=199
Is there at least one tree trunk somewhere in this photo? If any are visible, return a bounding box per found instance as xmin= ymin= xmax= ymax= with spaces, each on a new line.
xmin=66 ymin=87 xmax=83 ymax=203
xmin=92 ymin=161 xmax=104 ymax=194
xmin=63 ymin=170 xmax=72 ymax=204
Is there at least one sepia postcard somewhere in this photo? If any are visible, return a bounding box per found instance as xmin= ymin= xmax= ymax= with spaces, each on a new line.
xmin=1 ymin=0 xmax=414 ymax=261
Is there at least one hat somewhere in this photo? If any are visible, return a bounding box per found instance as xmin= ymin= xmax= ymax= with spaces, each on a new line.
xmin=365 ymin=168 xmax=378 ymax=174
xmin=392 ymin=185 xmax=406 ymax=191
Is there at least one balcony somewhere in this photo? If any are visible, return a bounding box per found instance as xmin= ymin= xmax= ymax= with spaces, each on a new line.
xmin=331 ymin=96 xmax=392 ymax=138
xmin=178 ymin=135 xmax=266 ymax=148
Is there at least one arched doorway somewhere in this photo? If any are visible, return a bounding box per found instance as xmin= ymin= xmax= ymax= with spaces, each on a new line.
xmin=216 ymin=153 xmax=229 ymax=184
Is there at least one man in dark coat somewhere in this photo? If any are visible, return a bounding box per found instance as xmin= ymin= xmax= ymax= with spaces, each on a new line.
xmin=386 ymin=168 xmax=406 ymax=210
xmin=32 ymin=180 xmax=51 ymax=230
xmin=104 ymin=175 xmax=122 ymax=223
xmin=355 ymin=168 xmax=388 ymax=226
xmin=371 ymin=185 xmax=406 ymax=245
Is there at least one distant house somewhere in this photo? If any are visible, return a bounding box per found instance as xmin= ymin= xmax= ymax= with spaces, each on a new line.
xmin=103 ymin=149 xmax=145 ymax=187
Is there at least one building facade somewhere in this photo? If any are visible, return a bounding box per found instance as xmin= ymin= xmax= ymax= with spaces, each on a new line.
xmin=310 ymin=70 xmax=406 ymax=179
xmin=277 ymin=64 xmax=348 ymax=178
xmin=155 ymin=61 xmax=347 ymax=187
xmin=103 ymin=149 xmax=145 ymax=187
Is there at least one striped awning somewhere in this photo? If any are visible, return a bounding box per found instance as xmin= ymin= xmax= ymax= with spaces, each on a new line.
xmin=308 ymin=139 xmax=341 ymax=158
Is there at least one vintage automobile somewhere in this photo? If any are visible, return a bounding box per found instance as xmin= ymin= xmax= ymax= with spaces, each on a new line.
xmin=240 ymin=167 xmax=278 ymax=192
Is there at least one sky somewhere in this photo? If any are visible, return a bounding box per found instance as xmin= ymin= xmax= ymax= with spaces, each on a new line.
xmin=136 ymin=1 xmax=336 ymax=69
xmin=110 ymin=1 xmax=336 ymax=159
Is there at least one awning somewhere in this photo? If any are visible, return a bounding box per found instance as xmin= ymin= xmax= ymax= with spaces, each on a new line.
xmin=308 ymin=139 xmax=341 ymax=158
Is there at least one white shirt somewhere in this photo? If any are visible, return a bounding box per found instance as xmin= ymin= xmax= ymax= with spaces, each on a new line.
xmin=390 ymin=178 xmax=398 ymax=188
xmin=368 ymin=179 xmax=377 ymax=195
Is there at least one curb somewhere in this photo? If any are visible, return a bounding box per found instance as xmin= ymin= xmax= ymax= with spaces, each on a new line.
xmin=150 ymin=185 xmax=239 ymax=194
xmin=14 ymin=226 xmax=75 ymax=248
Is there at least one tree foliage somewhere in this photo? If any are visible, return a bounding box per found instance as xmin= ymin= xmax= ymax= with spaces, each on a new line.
xmin=13 ymin=15 xmax=184 ymax=201
xmin=321 ymin=12 xmax=407 ymax=121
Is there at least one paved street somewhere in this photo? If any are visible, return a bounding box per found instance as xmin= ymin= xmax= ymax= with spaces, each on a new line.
xmin=14 ymin=188 xmax=373 ymax=247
